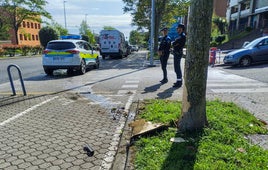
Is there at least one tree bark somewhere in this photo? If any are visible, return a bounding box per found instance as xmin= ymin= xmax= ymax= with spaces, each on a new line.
xmin=178 ymin=0 xmax=213 ymax=132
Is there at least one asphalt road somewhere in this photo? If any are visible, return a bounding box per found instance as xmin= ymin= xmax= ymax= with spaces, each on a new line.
xmin=0 ymin=56 xmax=44 ymax=84
xmin=217 ymin=62 xmax=268 ymax=84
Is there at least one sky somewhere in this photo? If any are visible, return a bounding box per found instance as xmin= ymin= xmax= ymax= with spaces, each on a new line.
xmin=44 ymin=0 xmax=136 ymax=39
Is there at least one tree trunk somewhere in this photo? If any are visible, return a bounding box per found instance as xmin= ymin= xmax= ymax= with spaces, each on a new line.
xmin=178 ymin=0 xmax=213 ymax=132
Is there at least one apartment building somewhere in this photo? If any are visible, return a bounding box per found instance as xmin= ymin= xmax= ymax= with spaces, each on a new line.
xmin=227 ymin=0 xmax=268 ymax=32
xmin=0 ymin=6 xmax=41 ymax=47
xmin=10 ymin=18 xmax=41 ymax=46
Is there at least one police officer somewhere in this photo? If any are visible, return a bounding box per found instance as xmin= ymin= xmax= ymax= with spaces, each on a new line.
xmin=158 ymin=27 xmax=171 ymax=84
xmin=172 ymin=24 xmax=186 ymax=88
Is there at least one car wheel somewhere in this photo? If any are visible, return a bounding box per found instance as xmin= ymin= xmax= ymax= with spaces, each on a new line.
xmin=67 ymin=69 xmax=74 ymax=75
xmin=78 ymin=59 xmax=86 ymax=75
xmin=239 ymin=56 xmax=251 ymax=67
xmin=44 ymin=68 xmax=53 ymax=76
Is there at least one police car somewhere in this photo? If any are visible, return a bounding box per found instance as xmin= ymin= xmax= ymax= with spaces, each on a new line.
xmin=42 ymin=35 xmax=100 ymax=75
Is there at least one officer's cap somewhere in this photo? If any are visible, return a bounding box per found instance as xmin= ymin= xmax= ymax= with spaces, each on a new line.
xmin=160 ymin=27 xmax=168 ymax=31
xmin=177 ymin=24 xmax=185 ymax=30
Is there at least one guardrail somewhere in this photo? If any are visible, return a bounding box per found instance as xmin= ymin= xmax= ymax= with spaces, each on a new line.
xmin=7 ymin=64 xmax=27 ymax=96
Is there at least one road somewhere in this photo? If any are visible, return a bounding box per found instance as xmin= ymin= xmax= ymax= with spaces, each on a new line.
xmin=217 ymin=62 xmax=268 ymax=84
xmin=0 ymin=56 xmax=44 ymax=84
xmin=1 ymin=52 xmax=268 ymax=96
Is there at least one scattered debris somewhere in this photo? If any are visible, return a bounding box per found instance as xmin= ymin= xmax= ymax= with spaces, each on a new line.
xmin=111 ymin=107 xmax=127 ymax=120
xmin=83 ymin=144 xmax=94 ymax=157
xmin=128 ymin=119 xmax=168 ymax=143
xmin=170 ymin=137 xmax=188 ymax=143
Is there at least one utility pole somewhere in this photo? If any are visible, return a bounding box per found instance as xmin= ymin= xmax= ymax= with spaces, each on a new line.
xmin=149 ymin=0 xmax=155 ymax=67
xmin=63 ymin=0 xmax=67 ymax=29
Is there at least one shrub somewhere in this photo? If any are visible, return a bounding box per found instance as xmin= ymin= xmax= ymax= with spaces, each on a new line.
xmin=39 ymin=26 xmax=59 ymax=48
xmin=2 ymin=44 xmax=19 ymax=57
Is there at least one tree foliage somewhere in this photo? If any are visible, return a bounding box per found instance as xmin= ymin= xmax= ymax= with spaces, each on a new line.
xmin=122 ymin=0 xmax=190 ymax=51
xmin=129 ymin=30 xmax=145 ymax=45
xmin=49 ymin=20 xmax=68 ymax=36
xmin=103 ymin=26 xmax=116 ymax=30
xmin=79 ymin=20 xmax=95 ymax=44
xmin=0 ymin=0 xmax=51 ymax=44
xmin=38 ymin=26 xmax=59 ymax=48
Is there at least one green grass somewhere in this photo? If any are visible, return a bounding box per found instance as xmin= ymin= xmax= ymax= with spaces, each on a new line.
xmin=133 ymin=99 xmax=268 ymax=170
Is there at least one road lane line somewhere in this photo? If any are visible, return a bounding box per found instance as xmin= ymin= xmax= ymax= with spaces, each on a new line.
xmin=0 ymin=96 xmax=59 ymax=126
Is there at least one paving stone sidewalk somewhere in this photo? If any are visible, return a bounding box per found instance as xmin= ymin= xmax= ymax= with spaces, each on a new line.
xmin=0 ymin=93 xmax=126 ymax=170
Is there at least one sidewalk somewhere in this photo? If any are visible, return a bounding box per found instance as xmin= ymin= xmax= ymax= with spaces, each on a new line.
xmin=0 ymin=93 xmax=127 ymax=170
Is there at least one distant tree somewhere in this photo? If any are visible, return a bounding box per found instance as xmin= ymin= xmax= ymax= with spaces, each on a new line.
xmin=39 ymin=26 xmax=59 ymax=48
xmin=49 ymin=21 xmax=68 ymax=36
xmin=0 ymin=18 xmax=9 ymax=40
xmin=79 ymin=20 xmax=95 ymax=44
xmin=178 ymin=0 xmax=214 ymax=132
xmin=103 ymin=26 xmax=116 ymax=30
xmin=129 ymin=30 xmax=144 ymax=45
xmin=0 ymin=0 xmax=51 ymax=44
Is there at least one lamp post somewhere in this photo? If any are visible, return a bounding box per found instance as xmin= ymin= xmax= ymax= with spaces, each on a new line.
xmin=63 ymin=0 xmax=67 ymax=29
xmin=85 ymin=14 xmax=88 ymax=23
xmin=149 ymin=0 xmax=155 ymax=67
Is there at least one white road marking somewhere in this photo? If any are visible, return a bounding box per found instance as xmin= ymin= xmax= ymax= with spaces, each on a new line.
xmin=211 ymin=88 xmax=268 ymax=93
xmin=121 ymin=84 xmax=138 ymax=88
xmin=0 ymin=96 xmax=59 ymax=126
xmin=125 ymin=80 xmax=140 ymax=84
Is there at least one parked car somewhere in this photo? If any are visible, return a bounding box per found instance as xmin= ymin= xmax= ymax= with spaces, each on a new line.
xmin=42 ymin=37 xmax=99 ymax=76
xmin=223 ymin=36 xmax=268 ymax=66
xmin=131 ymin=45 xmax=139 ymax=52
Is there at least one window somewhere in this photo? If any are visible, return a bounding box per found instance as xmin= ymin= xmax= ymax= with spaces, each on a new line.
xmin=38 ymin=24 xmax=40 ymax=29
xmin=27 ymin=22 xmax=30 ymax=28
xmin=32 ymin=35 xmax=35 ymax=40
xmin=19 ymin=34 xmax=23 ymax=40
xmin=24 ymin=35 xmax=27 ymax=40
xmin=31 ymin=23 xmax=34 ymax=28
xmin=35 ymin=23 xmax=37 ymax=29
xmin=22 ymin=21 xmax=26 ymax=27
xmin=36 ymin=35 xmax=39 ymax=41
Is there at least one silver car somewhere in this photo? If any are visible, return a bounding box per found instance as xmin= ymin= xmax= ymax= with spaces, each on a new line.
xmin=223 ymin=36 xmax=268 ymax=66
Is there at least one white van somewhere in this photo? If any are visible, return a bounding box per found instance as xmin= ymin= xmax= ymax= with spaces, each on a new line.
xmin=99 ymin=30 xmax=128 ymax=59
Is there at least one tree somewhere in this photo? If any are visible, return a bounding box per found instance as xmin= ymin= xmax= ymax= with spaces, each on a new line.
xmin=0 ymin=18 xmax=9 ymax=40
xmin=103 ymin=26 xmax=116 ymax=30
xmin=39 ymin=26 xmax=59 ymax=48
xmin=79 ymin=20 xmax=95 ymax=44
xmin=49 ymin=20 xmax=68 ymax=36
xmin=178 ymin=0 xmax=214 ymax=132
xmin=129 ymin=30 xmax=144 ymax=45
xmin=0 ymin=0 xmax=51 ymax=44
xmin=122 ymin=0 xmax=189 ymax=52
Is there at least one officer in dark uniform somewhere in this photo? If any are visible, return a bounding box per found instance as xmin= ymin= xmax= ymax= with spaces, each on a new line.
xmin=158 ymin=27 xmax=171 ymax=84
xmin=172 ymin=24 xmax=186 ymax=88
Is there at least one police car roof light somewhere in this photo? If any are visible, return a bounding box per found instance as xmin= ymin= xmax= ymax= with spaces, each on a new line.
xmin=60 ymin=35 xmax=81 ymax=40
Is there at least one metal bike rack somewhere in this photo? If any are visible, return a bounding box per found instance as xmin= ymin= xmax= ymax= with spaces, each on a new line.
xmin=7 ymin=64 xmax=27 ymax=96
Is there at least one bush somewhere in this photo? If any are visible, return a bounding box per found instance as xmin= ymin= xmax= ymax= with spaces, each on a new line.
xmin=20 ymin=45 xmax=31 ymax=56
xmin=39 ymin=26 xmax=59 ymax=48
xmin=2 ymin=44 xmax=19 ymax=57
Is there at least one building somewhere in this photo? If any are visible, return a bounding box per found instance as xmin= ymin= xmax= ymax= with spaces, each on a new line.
xmin=214 ymin=0 xmax=228 ymax=17
xmin=227 ymin=0 xmax=268 ymax=32
xmin=0 ymin=7 xmax=41 ymax=47
xmin=10 ymin=18 xmax=41 ymax=46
